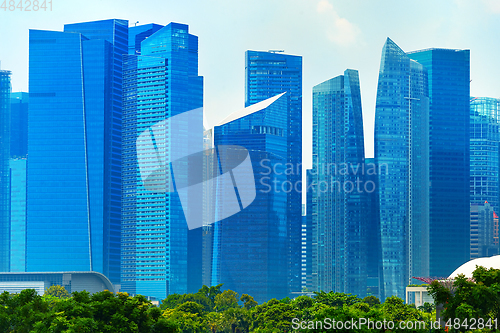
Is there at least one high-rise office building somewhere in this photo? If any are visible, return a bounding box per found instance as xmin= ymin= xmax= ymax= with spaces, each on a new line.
xmin=470 ymin=202 xmax=498 ymax=259
xmin=375 ymin=38 xmax=429 ymax=299
xmin=27 ymin=19 xmax=127 ymax=283
xmin=245 ymin=50 xmax=302 ymax=294
xmin=9 ymin=92 xmax=29 ymax=272
xmin=365 ymin=157 xmax=382 ymax=299
xmin=121 ymin=22 xmax=203 ymax=300
xmin=212 ymin=93 xmax=289 ymax=303
xmin=469 ymin=97 xmax=500 ymax=258
xmin=0 ymin=69 xmax=11 ymax=272
xmin=202 ymin=127 xmax=215 ymax=287
xmin=311 ymin=70 xmax=367 ymax=297
xmin=408 ymin=48 xmax=470 ymax=277
xmin=302 ymin=170 xmax=314 ymax=292
xmin=9 ymin=158 xmax=26 ymax=272
xmin=10 ymin=92 xmax=28 ymax=159
xmin=128 ymin=24 xmax=163 ymax=55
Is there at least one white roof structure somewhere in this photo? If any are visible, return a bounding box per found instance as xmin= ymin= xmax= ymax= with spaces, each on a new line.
xmin=448 ymin=255 xmax=500 ymax=279
xmin=216 ymin=92 xmax=286 ymax=127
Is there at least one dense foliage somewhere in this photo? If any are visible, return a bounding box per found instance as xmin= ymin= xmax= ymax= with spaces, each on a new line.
xmin=0 ymin=285 xmax=437 ymax=332
xmin=428 ymin=266 xmax=500 ymax=332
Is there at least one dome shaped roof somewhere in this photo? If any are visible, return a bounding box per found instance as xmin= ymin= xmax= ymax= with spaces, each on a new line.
xmin=448 ymin=255 xmax=500 ymax=279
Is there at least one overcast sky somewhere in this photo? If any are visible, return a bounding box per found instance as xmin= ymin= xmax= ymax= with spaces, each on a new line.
xmin=1 ymin=0 xmax=499 ymax=167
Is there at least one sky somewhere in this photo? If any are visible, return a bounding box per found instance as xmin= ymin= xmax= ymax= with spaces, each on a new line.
xmin=1 ymin=0 xmax=500 ymax=169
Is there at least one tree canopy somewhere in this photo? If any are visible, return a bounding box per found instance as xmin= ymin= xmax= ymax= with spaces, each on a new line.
xmin=0 ymin=284 xmax=438 ymax=332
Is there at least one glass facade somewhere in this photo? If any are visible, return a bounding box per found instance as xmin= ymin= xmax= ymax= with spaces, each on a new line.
xmin=27 ymin=19 xmax=127 ymax=283
xmin=408 ymin=48 xmax=470 ymax=277
xmin=8 ymin=92 xmax=29 ymax=272
xmin=245 ymin=50 xmax=302 ymax=294
xmin=9 ymin=158 xmax=26 ymax=272
xmin=302 ymin=170 xmax=314 ymax=291
xmin=10 ymin=92 xmax=28 ymax=159
xmin=469 ymin=97 xmax=500 ymax=258
xmin=121 ymin=23 xmax=203 ymax=300
xmin=365 ymin=157 xmax=382 ymax=299
xmin=311 ymin=70 xmax=367 ymax=297
xmin=128 ymin=24 xmax=163 ymax=55
xmin=0 ymin=272 xmax=115 ymax=295
xmin=212 ymin=93 xmax=289 ymax=303
xmin=470 ymin=202 xmax=498 ymax=258
xmin=375 ymin=38 xmax=429 ymax=299
xmin=0 ymin=69 xmax=11 ymax=272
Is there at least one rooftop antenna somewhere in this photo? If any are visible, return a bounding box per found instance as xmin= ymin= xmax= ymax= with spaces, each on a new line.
xmin=134 ymin=21 xmax=139 ymax=27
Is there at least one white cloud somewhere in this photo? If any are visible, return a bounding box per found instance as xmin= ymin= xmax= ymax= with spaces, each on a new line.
xmin=317 ymin=0 xmax=333 ymax=13
xmin=481 ymin=0 xmax=500 ymax=13
xmin=316 ymin=0 xmax=361 ymax=47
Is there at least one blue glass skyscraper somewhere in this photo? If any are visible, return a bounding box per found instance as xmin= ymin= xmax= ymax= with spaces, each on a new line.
xmin=245 ymin=50 xmax=302 ymax=294
xmin=121 ymin=22 xmax=203 ymax=300
xmin=469 ymin=98 xmax=500 ymax=215
xmin=469 ymin=97 xmax=500 ymax=258
xmin=302 ymin=169 xmax=314 ymax=291
xmin=408 ymin=47 xmax=470 ymax=277
xmin=9 ymin=92 xmax=28 ymax=272
xmin=9 ymin=158 xmax=26 ymax=272
xmin=0 ymin=69 xmax=11 ymax=272
xmin=375 ymin=38 xmax=429 ymax=299
xmin=27 ymin=19 xmax=127 ymax=283
xmin=10 ymin=92 xmax=28 ymax=159
xmin=311 ymin=70 xmax=367 ymax=297
xmin=128 ymin=24 xmax=163 ymax=55
xmin=212 ymin=93 xmax=289 ymax=303
xmin=365 ymin=157 xmax=382 ymax=298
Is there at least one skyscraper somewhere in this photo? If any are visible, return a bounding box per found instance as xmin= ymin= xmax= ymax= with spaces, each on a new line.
xmin=121 ymin=22 xmax=203 ymax=300
xmin=365 ymin=158 xmax=382 ymax=299
xmin=311 ymin=70 xmax=367 ymax=297
xmin=302 ymin=170 xmax=314 ymax=292
xmin=408 ymin=48 xmax=470 ymax=277
xmin=127 ymin=24 xmax=163 ymax=55
xmin=9 ymin=92 xmax=28 ymax=272
xmin=212 ymin=93 xmax=289 ymax=303
xmin=470 ymin=202 xmax=498 ymax=258
xmin=469 ymin=97 xmax=500 ymax=258
xmin=0 ymin=69 xmax=11 ymax=272
xmin=27 ymin=19 xmax=127 ymax=283
xmin=245 ymin=50 xmax=302 ymax=294
xmin=10 ymin=92 xmax=28 ymax=159
xmin=375 ymin=38 xmax=429 ymax=299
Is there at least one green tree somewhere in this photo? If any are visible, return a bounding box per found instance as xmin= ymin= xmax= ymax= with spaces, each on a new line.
xmin=161 ymin=293 xmax=209 ymax=311
xmin=382 ymin=295 xmax=427 ymax=332
xmin=162 ymin=285 xmax=223 ymax=312
xmin=417 ymin=302 xmax=434 ymax=313
xmin=362 ymin=295 xmax=381 ymax=307
xmin=293 ymin=295 xmax=314 ymax=310
xmin=163 ymin=306 xmax=206 ymax=333
xmin=215 ymin=290 xmax=239 ymax=312
xmin=205 ymin=311 xmax=223 ymax=333
xmin=428 ymin=265 xmax=500 ymax=324
xmin=198 ymin=284 xmax=223 ymax=311
xmin=251 ymin=298 xmax=298 ymax=332
xmin=176 ymin=301 xmax=205 ymax=316
xmin=44 ymin=285 xmax=70 ymax=299
xmin=240 ymin=294 xmax=257 ymax=310
xmin=1 ymin=289 xmax=49 ymax=332
xmin=222 ymin=307 xmax=251 ymax=333
xmin=313 ymin=291 xmax=361 ymax=307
